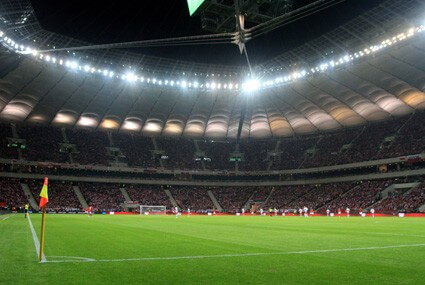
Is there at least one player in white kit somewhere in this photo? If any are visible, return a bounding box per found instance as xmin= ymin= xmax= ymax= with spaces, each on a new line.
xmin=346 ymin=207 xmax=350 ymax=217
xmin=326 ymin=209 xmax=330 ymax=216
xmin=187 ymin=208 xmax=191 ymax=216
xmin=259 ymin=208 xmax=264 ymax=216
xmin=370 ymin=208 xmax=375 ymax=218
xmin=241 ymin=208 xmax=245 ymax=216
xmin=303 ymin=206 xmax=309 ymax=217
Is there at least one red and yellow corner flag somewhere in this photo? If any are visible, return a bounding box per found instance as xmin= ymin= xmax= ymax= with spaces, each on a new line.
xmin=39 ymin=177 xmax=49 ymax=209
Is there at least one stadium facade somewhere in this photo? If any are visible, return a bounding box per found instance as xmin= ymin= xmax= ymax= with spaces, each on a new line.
xmin=0 ymin=0 xmax=424 ymax=139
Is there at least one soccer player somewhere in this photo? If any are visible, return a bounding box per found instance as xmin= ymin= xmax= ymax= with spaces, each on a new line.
xmin=359 ymin=207 xmax=364 ymax=217
xmin=346 ymin=207 xmax=350 ymax=217
xmin=88 ymin=205 xmax=93 ymax=217
xmin=259 ymin=208 xmax=264 ymax=216
xmin=274 ymin=208 xmax=278 ymax=216
xmin=241 ymin=208 xmax=245 ymax=216
xmin=175 ymin=206 xmax=179 ymax=218
xmin=326 ymin=209 xmax=330 ymax=216
xmin=370 ymin=208 xmax=375 ymax=218
xmin=268 ymin=208 xmax=273 ymax=217
xmin=299 ymin=208 xmax=303 ymax=217
xmin=303 ymin=206 xmax=308 ymax=217
xmin=24 ymin=203 xmax=29 ymax=218
xmin=337 ymin=208 xmax=342 ymax=217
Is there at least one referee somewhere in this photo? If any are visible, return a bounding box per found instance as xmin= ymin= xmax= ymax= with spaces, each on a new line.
xmin=24 ymin=203 xmax=29 ymax=218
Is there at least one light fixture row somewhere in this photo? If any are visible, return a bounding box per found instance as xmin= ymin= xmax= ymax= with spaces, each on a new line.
xmin=0 ymin=25 xmax=423 ymax=92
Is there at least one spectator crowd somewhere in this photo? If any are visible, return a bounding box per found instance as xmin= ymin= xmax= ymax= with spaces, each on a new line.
xmin=1 ymin=111 xmax=425 ymax=172
xmin=0 ymin=177 xmax=424 ymax=214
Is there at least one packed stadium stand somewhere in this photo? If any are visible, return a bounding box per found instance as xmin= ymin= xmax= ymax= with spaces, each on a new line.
xmin=171 ymin=187 xmax=214 ymax=212
xmin=373 ymin=182 xmax=425 ymax=213
xmin=212 ymin=187 xmax=254 ymax=213
xmin=1 ymin=175 xmax=425 ymax=214
xmin=284 ymin=183 xmax=355 ymax=211
xmin=125 ymin=185 xmax=173 ymax=209
xmin=27 ymin=180 xmax=81 ymax=212
xmin=114 ymin=134 xmax=156 ymax=168
xmin=78 ymin=183 xmax=124 ymax=212
xmin=0 ymin=179 xmax=27 ymax=210
xmin=321 ymin=180 xmax=392 ymax=213
xmin=1 ymin=113 xmax=425 ymax=171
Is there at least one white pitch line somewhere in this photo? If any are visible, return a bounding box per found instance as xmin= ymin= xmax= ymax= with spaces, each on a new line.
xmin=0 ymin=216 xmax=10 ymax=221
xmin=27 ymin=216 xmax=47 ymax=262
xmin=43 ymin=243 xmax=425 ymax=264
xmin=48 ymin=256 xmax=96 ymax=262
xmin=365 ymin=232 xmax=425 ymax=239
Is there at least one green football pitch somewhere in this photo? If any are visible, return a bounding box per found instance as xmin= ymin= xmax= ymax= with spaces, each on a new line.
xmin=1 ymin=214 xmax=425 ymax=284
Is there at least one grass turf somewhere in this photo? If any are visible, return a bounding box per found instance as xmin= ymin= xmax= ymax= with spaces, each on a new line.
xmin=1 ymin=214 xmax=425 ymax=284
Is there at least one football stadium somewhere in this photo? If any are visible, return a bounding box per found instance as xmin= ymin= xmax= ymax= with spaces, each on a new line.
xmin=1 ymin=0 xmax=425 ymax=284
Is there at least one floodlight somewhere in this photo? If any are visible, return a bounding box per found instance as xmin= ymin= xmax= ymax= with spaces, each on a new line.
xmin=243 ymin=79 xmax=260 ymax=92
xmin=126 ymin=72 xmax=137 ymax=82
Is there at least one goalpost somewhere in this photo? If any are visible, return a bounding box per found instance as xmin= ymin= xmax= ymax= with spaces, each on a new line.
xmin=139 ymin=205 xmax=167 ymax=215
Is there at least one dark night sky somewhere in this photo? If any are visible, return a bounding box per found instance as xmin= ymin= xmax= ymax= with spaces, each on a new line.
xmin=30 ymin=0 xmax=386 ymax=66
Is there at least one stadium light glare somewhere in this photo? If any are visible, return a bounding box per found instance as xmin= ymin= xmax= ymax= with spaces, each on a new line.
xmin=66 ymin=60 xmax=78 ymax=69
xmin=243 ymin=79 xmax=260 ymax=92
xmin=126 ymin=72 xmax=137 ymax=82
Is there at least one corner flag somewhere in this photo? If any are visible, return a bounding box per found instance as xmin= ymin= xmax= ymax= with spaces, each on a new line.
xmin=39 ymin=177 xmax=48 ymax=209
xmin=38 ymin=177 xmax=49 ymax=262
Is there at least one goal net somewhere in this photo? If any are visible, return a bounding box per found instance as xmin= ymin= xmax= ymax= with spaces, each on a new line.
xmin=139 ymin=205 xmax=167 ymax=215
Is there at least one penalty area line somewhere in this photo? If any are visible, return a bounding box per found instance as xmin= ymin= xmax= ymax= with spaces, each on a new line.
xmin=27 ymin=216 xmax=47 ymax=262
xmin=43 ymin=243 xmax=425 ymax=264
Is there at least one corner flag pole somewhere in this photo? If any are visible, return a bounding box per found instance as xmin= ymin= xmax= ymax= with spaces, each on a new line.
xmin=38 ymin=177 xmax=49 ymax=262
xmin=39 ymin=206 xmax=46 ymax=262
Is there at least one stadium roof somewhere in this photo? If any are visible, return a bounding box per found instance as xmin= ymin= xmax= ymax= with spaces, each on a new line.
xmin=0 ymin=0 xmax=424 ymax=139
